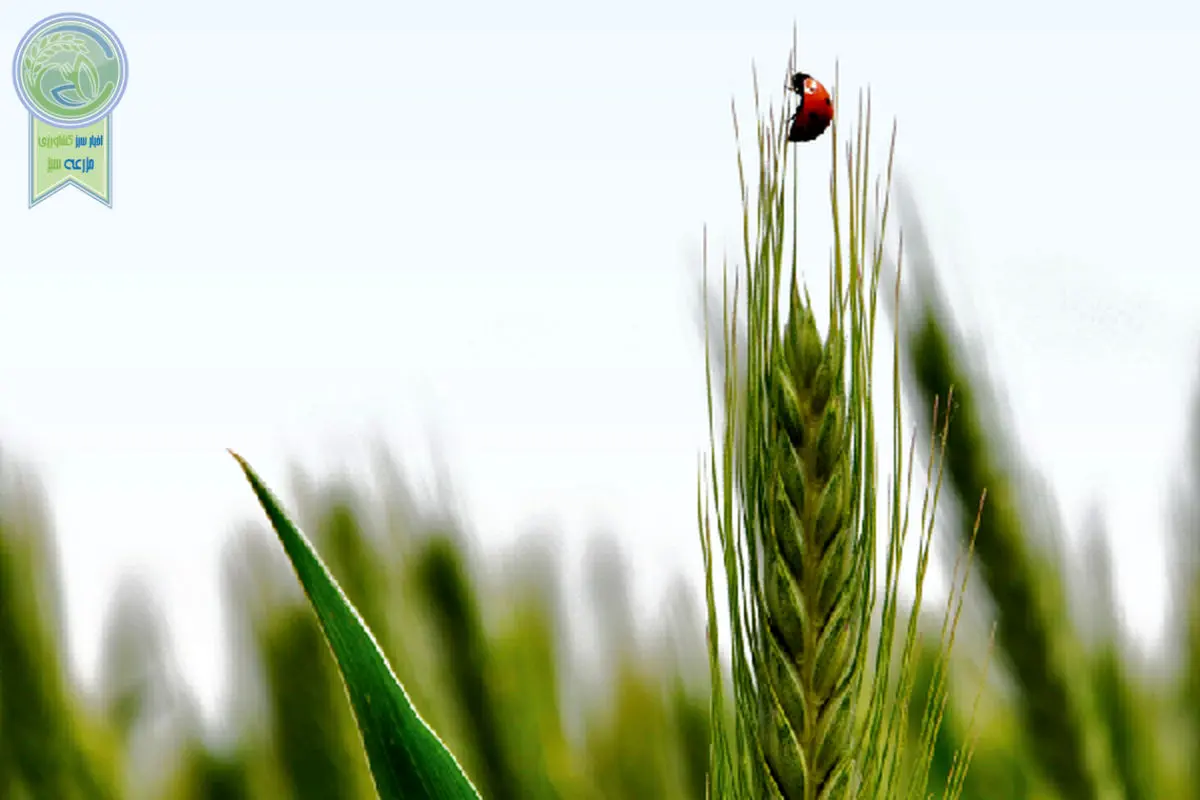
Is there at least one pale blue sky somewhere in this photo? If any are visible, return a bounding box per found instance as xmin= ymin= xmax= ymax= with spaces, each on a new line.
xmin=2 ymin=0 xmax=1199 ymax=719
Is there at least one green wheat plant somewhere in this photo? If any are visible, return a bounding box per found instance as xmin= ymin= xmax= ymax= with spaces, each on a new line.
xmin=698 ymin=59 xmax=991 ymax=799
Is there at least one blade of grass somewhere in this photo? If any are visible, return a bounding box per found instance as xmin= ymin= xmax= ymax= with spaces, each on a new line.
xmin=228 ymin=450 xmax=481 ymax=800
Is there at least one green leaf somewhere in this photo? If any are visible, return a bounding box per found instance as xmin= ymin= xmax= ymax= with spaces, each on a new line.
xmin=229 ymin=450 xmax=482 ymax=800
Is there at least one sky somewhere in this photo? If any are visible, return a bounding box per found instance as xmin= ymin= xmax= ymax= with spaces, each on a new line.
xmin=1 ymin=0 xmax=1199 ymax=722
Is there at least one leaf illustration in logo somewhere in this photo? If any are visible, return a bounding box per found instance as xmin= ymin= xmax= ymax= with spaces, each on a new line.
xmin=73 ymin=54 xmax=99 ymax=103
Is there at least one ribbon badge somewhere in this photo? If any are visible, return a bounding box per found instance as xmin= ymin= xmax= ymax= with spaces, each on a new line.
xmin=12 ymin=13 xmax=128 ymax=208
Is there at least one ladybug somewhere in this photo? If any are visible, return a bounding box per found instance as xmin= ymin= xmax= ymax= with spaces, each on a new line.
xmin=787 ymin=72 xmax=833 ymax=143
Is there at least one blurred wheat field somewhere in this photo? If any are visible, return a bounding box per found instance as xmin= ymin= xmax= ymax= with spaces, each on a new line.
xmin=4 ymin=243 xmax=1200 ymax=798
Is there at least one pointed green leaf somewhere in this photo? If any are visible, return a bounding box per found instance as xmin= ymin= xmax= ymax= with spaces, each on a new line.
xmin=229 ymin=450 xmax=481 ymax=800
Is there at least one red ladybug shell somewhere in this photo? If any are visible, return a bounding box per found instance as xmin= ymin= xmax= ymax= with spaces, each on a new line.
xmin=787 ymin=74 xmax=833 ymax=143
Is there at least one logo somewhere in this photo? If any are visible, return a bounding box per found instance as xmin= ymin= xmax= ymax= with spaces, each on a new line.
xmin=12 ymin=13 xmax=128 ymax=207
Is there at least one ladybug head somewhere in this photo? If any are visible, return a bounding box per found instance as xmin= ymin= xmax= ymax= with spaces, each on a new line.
xmin=789 ymin=72 xmax=811 ymax=95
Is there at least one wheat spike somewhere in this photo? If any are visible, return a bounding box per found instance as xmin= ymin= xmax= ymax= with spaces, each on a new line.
xmin=757 ymin=283 xmax=860 ymax=800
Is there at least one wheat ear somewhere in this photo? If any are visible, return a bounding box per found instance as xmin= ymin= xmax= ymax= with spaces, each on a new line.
xmin=757 ymin=279 xmax=861 ymax=799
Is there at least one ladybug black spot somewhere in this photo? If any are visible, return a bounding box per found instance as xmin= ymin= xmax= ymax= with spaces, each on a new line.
xmin=825 ymin=97 xmax=832 ymax=106
xmin=809 ymin=111 xmax=821 ymax=122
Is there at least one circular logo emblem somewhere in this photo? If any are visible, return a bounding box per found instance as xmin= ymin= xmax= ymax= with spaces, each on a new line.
xmin=12 ymin=13 xmax=127 ymax=129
